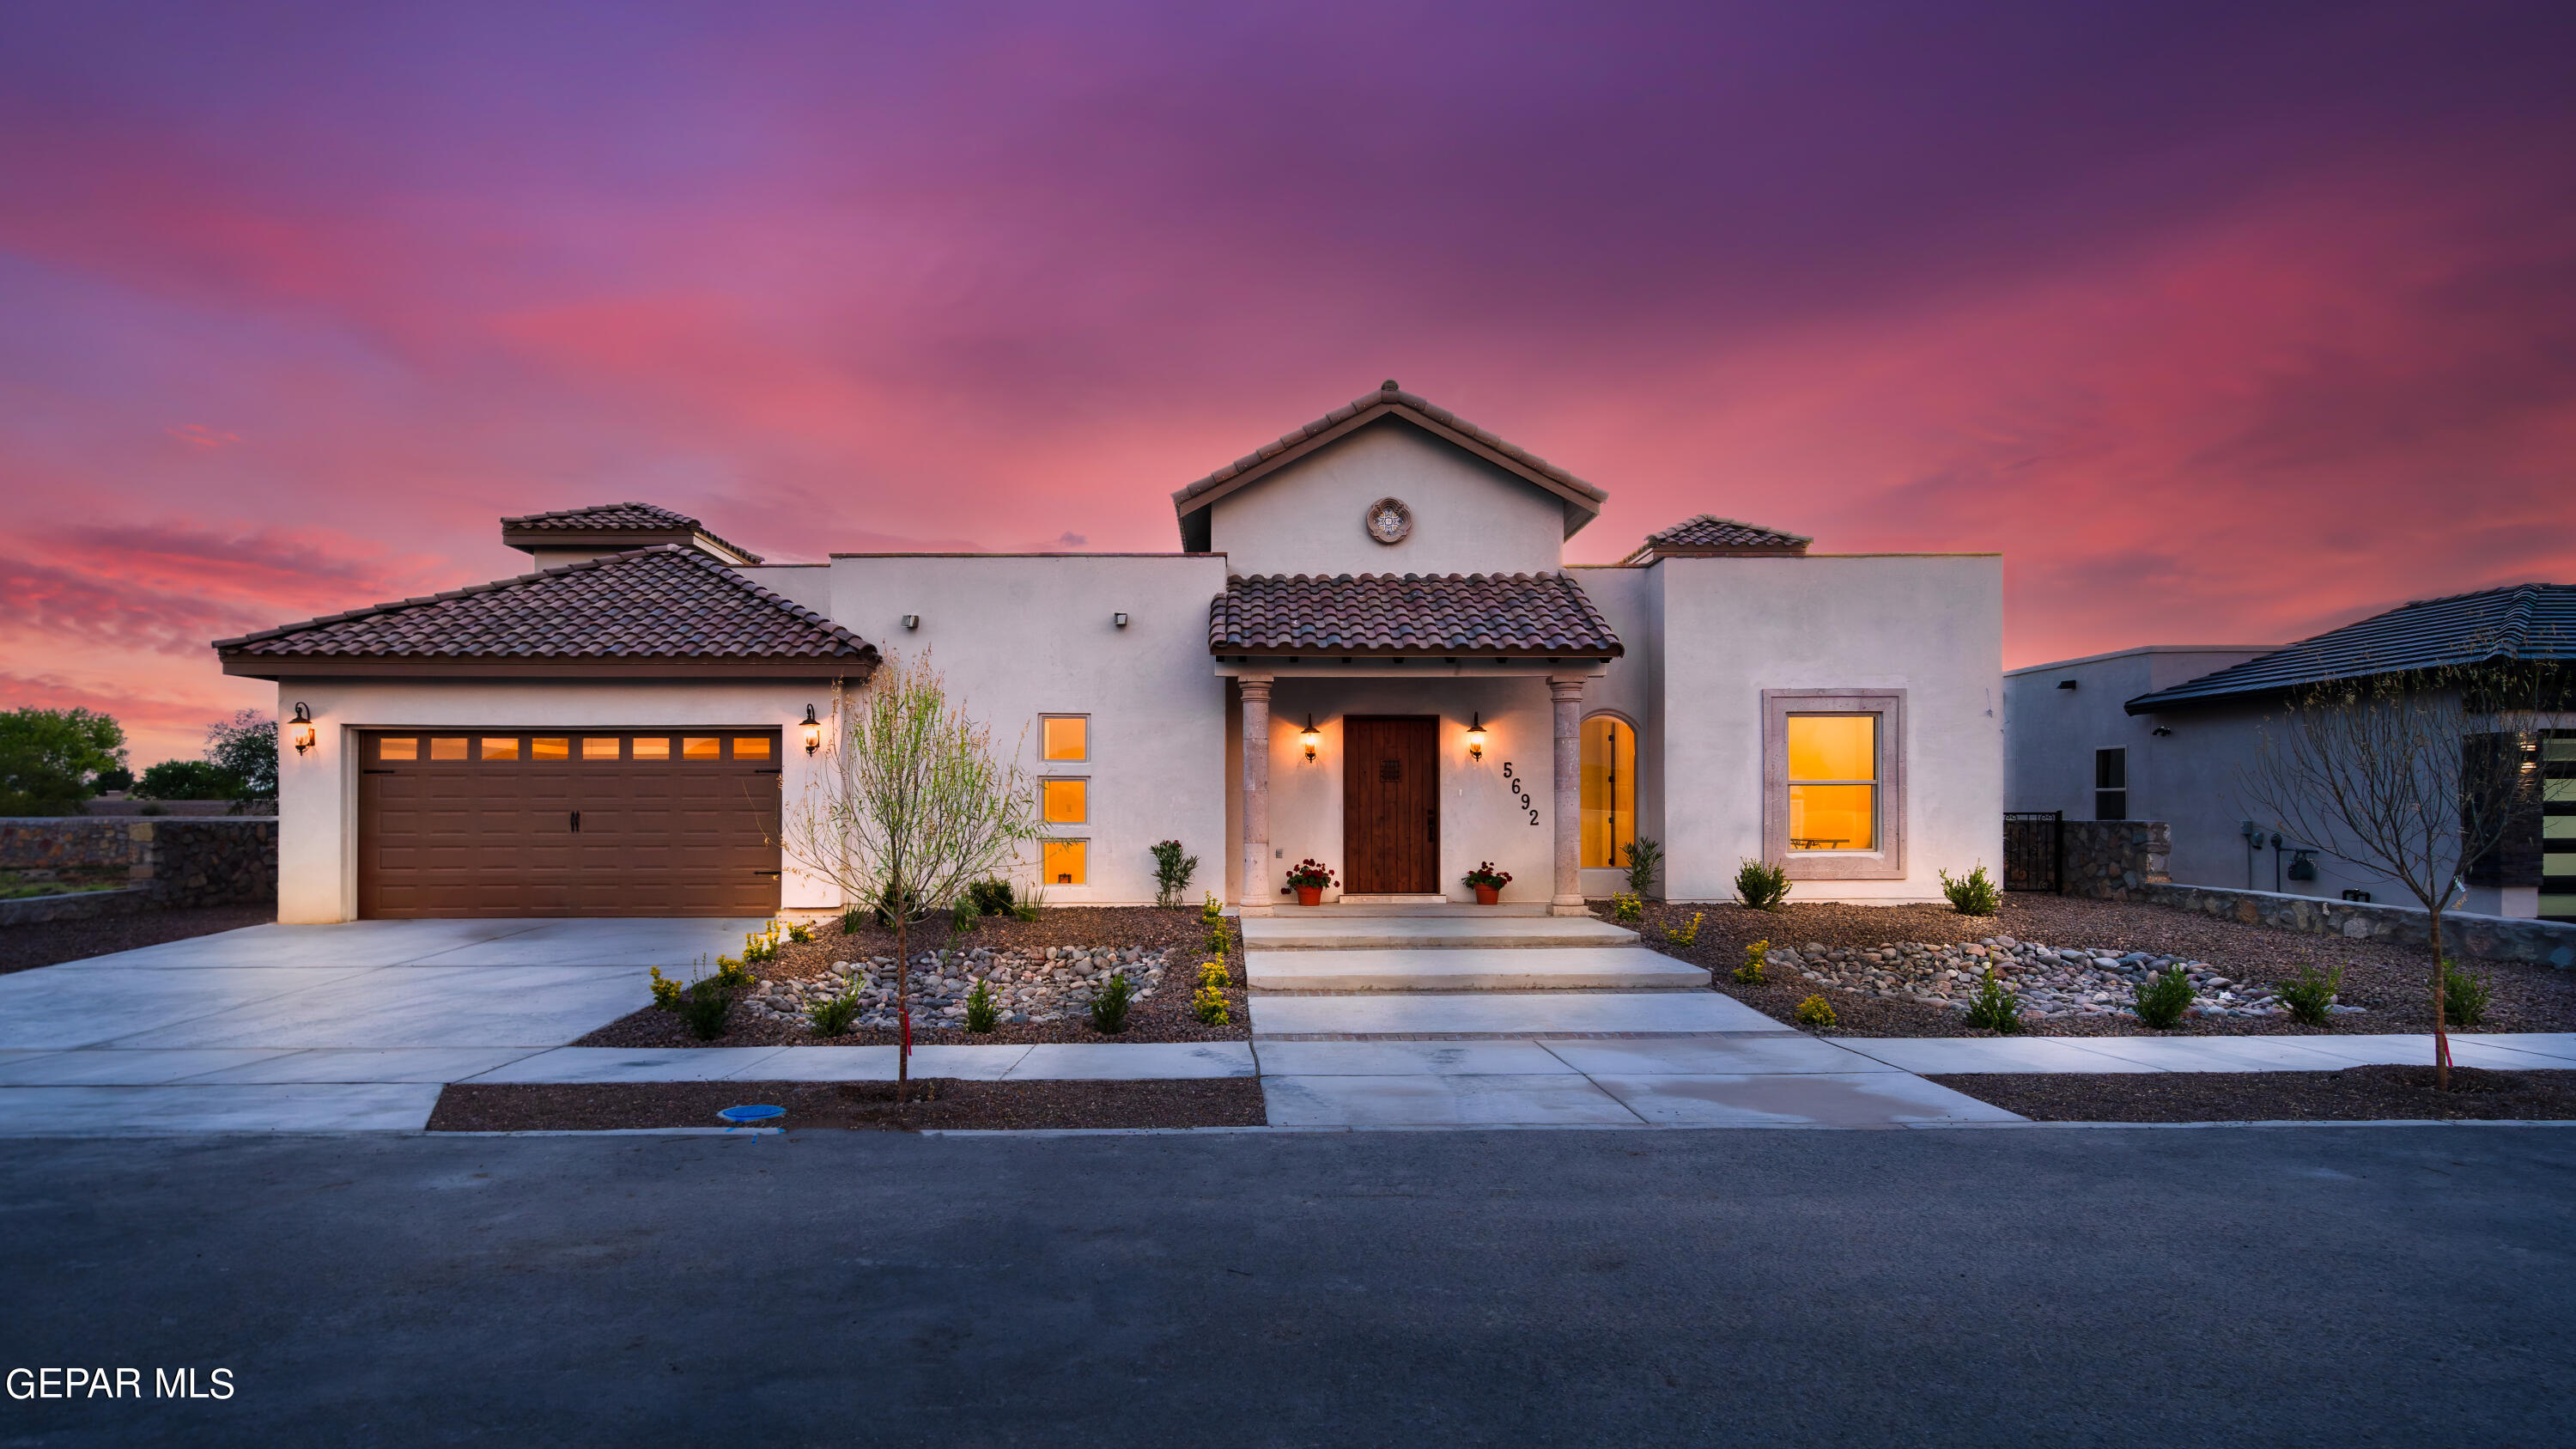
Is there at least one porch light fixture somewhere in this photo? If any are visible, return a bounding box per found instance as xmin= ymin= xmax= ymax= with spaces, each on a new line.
xmin=289 ymin=702 xmax=315 ymax=755
xmin=1299 ymin=715 xmax=1319 ymax=762
xmin=1113 ymin=612 xmax=1129 ymax=628
xmin=1465 ymin=713 xmax=1486 ymax=759
xmin=902 ymin=614 xmax=920 ymax=630
xmin=800 ymin=704 xmax=822 ymax=756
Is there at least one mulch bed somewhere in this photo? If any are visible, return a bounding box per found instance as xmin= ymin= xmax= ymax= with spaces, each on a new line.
xmin=0 ymin=904 xmax=276 ymax=977
xmin=1616 ymin=895 xmax=2576 ymax=1038
xmin=571 ymin=906 xmax=1250 ymax=1049
xmin=1931 ymin=1065 xmax=2576 ymax=1122
xmin=427 ymin=1076 xmax=1267 ymax=1132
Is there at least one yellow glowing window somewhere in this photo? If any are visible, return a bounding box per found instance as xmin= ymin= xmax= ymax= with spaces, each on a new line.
xmin=1787 ymin=714 xmax=1877 ymax=851
xmin=480 ymin=738 xmax=519 ymax=761
xmin=1042 ymin=779 xmax=1088 ymax=824
xmin=2543 ymin=739 xmax=2576 ymax=762
xmin=732 ymin=736 xmax=769 ymax=759
xmin=1580 ymin=716 xmax=1637 ymax=870
xmin=1042 ymin=839 xmax=1088 ymax=886
xmin=429 ymin=737 xmax=467 ymax=761
xmin=583 ymin=737 xmax=622 ymax=761
xmin=1042 ymin=715 xmax=1087 ymax=761
xmin=532 ymin=738 xmax=569 ymax=760
xmin=378 ymin=737 xmax=417 ymax=761
xmin=682 ymin=737 xmax=720 ymax=760
xmin=631 ymin=736 xmax=670 ymax=761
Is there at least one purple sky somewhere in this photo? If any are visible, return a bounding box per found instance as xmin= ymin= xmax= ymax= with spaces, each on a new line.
xmin=4 ymin=0 xmax=2573 ymax=763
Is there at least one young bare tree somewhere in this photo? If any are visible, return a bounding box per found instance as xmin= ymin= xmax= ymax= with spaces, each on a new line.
xmin=781 ymin=652 xmax=1040 ymax=1093
xmin=2239 ymin=664 xmax=2554 ymax=1087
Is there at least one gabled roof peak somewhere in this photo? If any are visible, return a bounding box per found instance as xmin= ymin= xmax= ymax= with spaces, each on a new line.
xmin=1621 ymin=514 xmax=1812 ymax=563
xmin=500 ymin=501 xmax=762 ymax=565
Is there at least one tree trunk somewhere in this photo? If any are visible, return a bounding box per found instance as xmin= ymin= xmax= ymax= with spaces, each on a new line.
xmin=893 ymin=888 xmax=910 ymax=1095
xmin=2428 ymin=907 xmax=2451 ymax=1091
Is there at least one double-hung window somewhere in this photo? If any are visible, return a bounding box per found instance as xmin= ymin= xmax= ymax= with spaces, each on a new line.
xmin=2094 ymin=748 xmax=2129 ymax=821
xmin=1764 ymin=690 xmax=1905 ymax=879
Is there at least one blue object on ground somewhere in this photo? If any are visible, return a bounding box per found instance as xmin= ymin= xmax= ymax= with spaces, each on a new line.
xmin=716 ymin=1105 xmax=786 ymax=1133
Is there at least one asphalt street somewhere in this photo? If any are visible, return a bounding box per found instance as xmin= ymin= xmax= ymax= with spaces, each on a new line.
xmin=3 ymin=1124 xmax=2571 ymax=1446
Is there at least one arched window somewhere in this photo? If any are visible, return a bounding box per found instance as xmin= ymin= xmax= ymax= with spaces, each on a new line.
xmin=1580 ymin=714 xmax=1637 ymax=869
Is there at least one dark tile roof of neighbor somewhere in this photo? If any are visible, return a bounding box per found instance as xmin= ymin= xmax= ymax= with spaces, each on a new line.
xmin=499 ymin=501 xmax=762 ymax=563
xmin=1621 ymin=514 xmax=1813 ymax=562
xmin=1172 ymin=380 xmax=1611 ymax=511
xmin=2125 ymin=582 xmax=2576 ymax=713
xmin=1211 ymin=572 xmax=1623 ymax=657
xmin=214 ymin=546 xmax=876 ymax=664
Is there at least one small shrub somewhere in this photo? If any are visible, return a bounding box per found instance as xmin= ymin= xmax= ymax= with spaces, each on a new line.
xmin=650 ymin=959 xmax=749 ymax=1042
xmin=840 ymin=904 xmax=866 ymax=935
xmin=1150 ymin=839 xmax=1199 ymax=909
xmin=1735 ymin=939 xmax=1770 ymax=985
xmin=963 ymin=977 xmax=999 ymax=1033
xmin=1964 ymin=966 xmax=2023 ymax=1034
xmin=807 ymin=990 xmax=861 ymax=1037
xmin=1938 ymin=864 xmax=2001 ymax=916
xmin=1088 ymin=971 xmax=1133 ymax=1034
xmin=2442 ymin=959 xmax=2492 ymax=1028
xmin=1665 ymin=911 xmax=1704 ymax=947
xmin=2132 ymin=966 xmax=2196 ymax=1029
xmin=1610 ymin=891 xmax=1643 ymax=923
xmin=740 ymin=927 xmax=781 ymax=965
xmin=1795 ymin=994 xmax=1838 ymax=1029
xmin=871 ymin=885 xmax=926 ymax=928
xmin=1205 ymin=916 xmax=1235 ymax=959
xmin=1192 ymin=983 xmax=1231 ymax=1026
xmin=2275 ymin=965 xmax=2342 ymax=1026
xmin=965 ymin=879 xmax=1016 ymax=916
xmin=1735 ymin=858 xmax=1790 ymax=911
xmin=1198 ymin=960 xmax=1230 ymax=990
xmin=1201 ymin=892 xmax=1225 ymax=925
xmin=1621 ymin=836 xmax=1664 ymax=898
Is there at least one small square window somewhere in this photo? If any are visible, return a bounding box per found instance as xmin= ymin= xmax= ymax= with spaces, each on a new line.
xmin=378 ymin=737 xmax=417 ymax=761
xmin=683 ymin=737 xmax=720 ymax=760
xmin=430 ymin=737 xmax=468 ymax=761
xmin=1042 ymin=839 xmax=1088 ymax=886
xmin=732 ymin=736 xmax=770 ymax=759
xmin=480 ymin=738 xmax=519 ymax=761
xmin=1042 ymin=778 xmax=1088 ymax=824
xmin=1042 ymin=715 xmax=1087 ymax=761
xmin=583 ymin=737 xmax=622 ymax=761
xmin=532 ymin=738 xmax=569 ymax=760
xmin=631 ymin=737 xmax=670 ymax=761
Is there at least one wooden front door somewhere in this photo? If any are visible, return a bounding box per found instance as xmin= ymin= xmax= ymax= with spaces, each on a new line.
xmin=1343 ymin=715 xmax=1439 ymax=894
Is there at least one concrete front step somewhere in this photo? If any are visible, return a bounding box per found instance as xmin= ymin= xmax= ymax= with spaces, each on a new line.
xmin=1241 ymin=915 xmax=1638 ymax=952
xmin=1247 ymin=947 xmax=1709 ymax=993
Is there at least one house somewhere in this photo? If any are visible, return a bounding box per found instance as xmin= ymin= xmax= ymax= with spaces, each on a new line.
xmin=216 ymin=381 xmax=2004 ymax=922
xmin=2005 ymin=582 xmax=2576 ymax=922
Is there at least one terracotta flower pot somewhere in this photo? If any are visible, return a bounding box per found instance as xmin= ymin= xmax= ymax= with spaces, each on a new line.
xmin=1297 ymin=886 xmax=1323 ymax=907
xmin=1473 ymin=885 xmax=1499 ymax=905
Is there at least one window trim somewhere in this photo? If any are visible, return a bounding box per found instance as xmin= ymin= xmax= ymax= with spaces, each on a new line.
xmin=1040 ymin=837 xmax=1091 ymax=887
xmin=1762 ymin=690 xmax=1905 ymax=880
xmin=1039 ymin=714 xmax=1090 ymax=764
xmin=2094 ymin=746 xmax=2128 ymax=822
xmin=1040 ymin=776 xmax=1090 ymax=825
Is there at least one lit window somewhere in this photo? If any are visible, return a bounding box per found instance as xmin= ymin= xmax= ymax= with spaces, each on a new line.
xmin=682 ymin=737 xmax=720 ymax=760
xmin=732 ymin=736 xmax=769 ymax=759
xmin=532 ymin=738 xmax=569 ymax=760
xmin=1580 ymin=715 xmax=1637 ymax=869
xmin=1787 ymin=714 xmax=1876 ymax=851
xmin=1042 ymin=839 xmax=1088 ymax=886
xmin=430 ymin=737 xmax=468 ymax=761
xmin=480 ymin=738 xmax=519 ymax=761
xmin=1042 ymin=715 xmax=1087 ymax=761
xmin=583 ymin=737 xmax=621 ymax=761
xmin=379 ymin=737 xmax=417 ymax=761
xmin=631 ymin=737 xmax=670 ymax=761
xmin=1042 ymin=778 xmax=1088 ymax=824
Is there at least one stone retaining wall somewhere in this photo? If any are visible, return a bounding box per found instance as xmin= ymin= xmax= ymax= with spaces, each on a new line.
xmin=2062 ymin=820 xmax=2172 ymax=901
xmin=0 ymin=818 xmax=277 ymax=921
xmin=2141 ymin=882 xmax=2576 ymax=969
xmin=0 ymin=818 xmax=143 ymax=872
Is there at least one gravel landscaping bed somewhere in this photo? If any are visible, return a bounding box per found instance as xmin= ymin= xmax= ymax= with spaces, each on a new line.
xmin=1931 ymin=1066 xmax=2576 ymax=1122
xmin=427 ymin=1076 xmax=1267 ymax=1131
xmin=1616 ymin=895 xmax=2576 ymax=1038
xmin=0 ymin=904 xmax=274 ymax=977
xmin=573 ymin=906 xmax=1249 ymax=1048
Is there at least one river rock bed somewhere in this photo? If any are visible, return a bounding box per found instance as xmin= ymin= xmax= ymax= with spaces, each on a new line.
xmin=744 ymin=944 xmax=1172 ymax=1030
xmin=1776 ymin=935 xmax=2364 ymax=1023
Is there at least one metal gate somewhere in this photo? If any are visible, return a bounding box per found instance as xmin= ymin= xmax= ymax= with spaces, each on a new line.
xmin=2003 ymin=811 xmax=2063 ymax=893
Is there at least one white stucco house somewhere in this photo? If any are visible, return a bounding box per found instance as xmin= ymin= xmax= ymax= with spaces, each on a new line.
xmin=218 ymin=381 xmax=2004 ymax=922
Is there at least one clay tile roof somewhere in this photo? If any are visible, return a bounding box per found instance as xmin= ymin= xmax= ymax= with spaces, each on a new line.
xmin=1210 ymin=572 xmax=1624 ymax=657
xmin=499 ymin=501 xmax=762 ymax=563
xmin=213 ymin=546 xmax=877 ymax=668
xmin=2125 ymin=582 xmax=2576 ymax=713
xmin=1619 ymin=514 xmax=1813 ymax=563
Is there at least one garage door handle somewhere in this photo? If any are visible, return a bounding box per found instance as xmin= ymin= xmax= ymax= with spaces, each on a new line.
xmin=752 ymin=869 xmax=781 ymax=876
xmin=570 ymin=811 xmax=580 ymax=833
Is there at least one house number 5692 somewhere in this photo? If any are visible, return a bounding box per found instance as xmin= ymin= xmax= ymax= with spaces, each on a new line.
xmin=1499 ymin=763 xmax=1540 ymax=826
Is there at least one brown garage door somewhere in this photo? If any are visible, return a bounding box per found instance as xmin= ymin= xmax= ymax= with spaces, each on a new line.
xmin=358 ymin=730 xmax=782 ymax=918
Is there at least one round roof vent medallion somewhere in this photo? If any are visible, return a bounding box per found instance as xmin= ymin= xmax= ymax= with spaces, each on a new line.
xmin=1364 ymin=496 xmax=1413 ymax=545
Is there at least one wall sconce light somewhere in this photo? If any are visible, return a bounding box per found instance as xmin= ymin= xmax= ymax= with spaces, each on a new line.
xmin=289 ymin=702 xmax=315 ymax=755
xmin=1299 ymin=715 xmax=1320 ymax=762
xmin=800 ymin=704 xmax=822 ymax=756
xmin=2151 ymin=726 xmax=2172 ymax=736
xmin=902 ymin=614 xmax=920 ymax=630
xmin=1465 ymin=712 xmax=1486 ymax=759
xmin=1113 ymin=612 xmax=1129 ymax=629
xmin=2055 ymin=679 xmax=2078 ymax=691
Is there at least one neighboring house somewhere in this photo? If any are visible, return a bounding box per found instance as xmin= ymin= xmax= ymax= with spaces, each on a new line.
xmin=2005 ymin=583 xmax=2576 ymax=922
xmin=218 ymin=380 xmax=2003 ymax=922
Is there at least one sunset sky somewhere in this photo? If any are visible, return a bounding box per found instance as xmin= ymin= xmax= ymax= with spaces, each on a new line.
xmin=4 ymin=1 xmax=2573 ymax=766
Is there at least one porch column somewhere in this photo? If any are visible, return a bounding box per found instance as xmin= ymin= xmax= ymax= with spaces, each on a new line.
xmin=1237 ymin=674 xmax=1274 ymax=916
xmin=1549 ymin=676 xmax=1587 ymax=916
